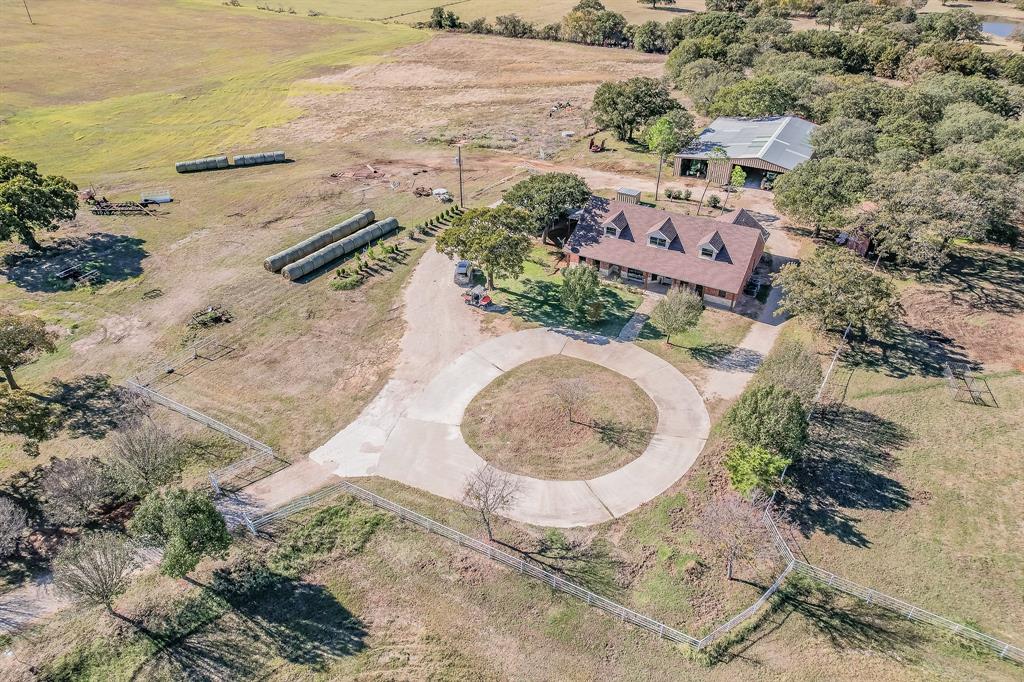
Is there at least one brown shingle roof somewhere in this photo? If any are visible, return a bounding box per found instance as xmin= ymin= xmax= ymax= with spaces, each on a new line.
xmin=564 ymin=198 xmax=765 ymax=295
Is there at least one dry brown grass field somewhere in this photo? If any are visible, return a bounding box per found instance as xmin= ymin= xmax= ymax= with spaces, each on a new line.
xmin=462 ymin=355 xmax=657 ymax=479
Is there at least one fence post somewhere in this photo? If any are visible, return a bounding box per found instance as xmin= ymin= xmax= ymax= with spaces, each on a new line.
xmin=242 ymin=512 xmax=257 ymax=536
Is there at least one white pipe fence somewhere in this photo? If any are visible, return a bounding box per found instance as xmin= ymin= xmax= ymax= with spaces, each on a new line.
xmin=124 ymin=380 xmax=276 ymax=495
xmin=790 ymin=562 xmax=1023 ymax=664
xmin=246 ymin=482 xmax=709 ymax=648
xmin=777 ymin=316 xmax=1024 ymax=665
xmin=241 ymin=479 xmax=1023 ymax=663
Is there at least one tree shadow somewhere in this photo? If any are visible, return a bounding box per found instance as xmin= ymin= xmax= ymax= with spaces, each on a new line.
xmin=781 ymin=406 xmax=911 ymax=548
xmin=1 ymin=233 xmax=147 ymax=292
xmin=495 ymin=278 xmax=637 ymax=337
xmin=495 ymin=533 xmax=622 ymax=597
xmin=843 ymin=320 xmax=973 ymax=379
xmin=591 ymin=418 xmax=650 ymax=452
xmin=133 ymin=564 xmax=365 ymax=680
xmin=45 ymin=374 xmax=134 ymax=439
xmin=698 ymin=346 xmax=763 ymax=372
xmin=938 ymin=247 xmax=1024 ymax=316
xmin=712 ymin=578 xmax=923 ymax=664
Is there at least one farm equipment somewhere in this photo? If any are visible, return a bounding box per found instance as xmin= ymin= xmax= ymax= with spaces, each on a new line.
xmin=462 ymin=285 xmax=491 ymax=308
xmin=588 ymin=137 xmax=606 ymax=153
xmin=188 ymin=305 xmax=233 ymax=329
xmin=81 ymin=189 xmax=158 ymax=216
xmin=760 ymin=171 xmax=779 ymax=191
xmin=54 ymin=261 xmax=101 ymax=288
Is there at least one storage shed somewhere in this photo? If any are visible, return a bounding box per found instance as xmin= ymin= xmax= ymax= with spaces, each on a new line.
xmin=616 ymin=188 xmax=641 ymax=205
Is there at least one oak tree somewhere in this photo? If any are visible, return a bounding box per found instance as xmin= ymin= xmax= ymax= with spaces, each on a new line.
xmin=0 ymin=156 xmax=78 ymax=251
xmin=129 ymin=488 xmax=231 ymax=578
xmin=0 ymin=312 xmax=57 ymax=390
xmin=436 ymin=205 xmax=533 ymax=289
xmin=773 ymin=246 xmax=899 ymax=335
xmin=592 ymin=77 xmax=678 ymax=141
xmin=772 ymin=158 xmax=871 ymax=237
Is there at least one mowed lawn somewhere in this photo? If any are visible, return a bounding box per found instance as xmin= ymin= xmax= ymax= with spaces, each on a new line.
xmin=488 ymin=245 xmax=643 ymax=337
xmin=0 ymin=0 xmax=425 ymax=176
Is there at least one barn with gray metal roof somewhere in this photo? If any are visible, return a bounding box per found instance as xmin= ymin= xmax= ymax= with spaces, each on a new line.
xmin=674 ymin=116 xmax=818 ymax=187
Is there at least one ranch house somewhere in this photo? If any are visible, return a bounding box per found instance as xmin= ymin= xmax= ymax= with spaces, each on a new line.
xmin=563 ymin=197 xmax=767 ymax=309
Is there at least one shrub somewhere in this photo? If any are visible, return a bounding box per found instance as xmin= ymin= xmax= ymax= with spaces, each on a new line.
xmin=269 ymin=497 xmax=387 ymax=577
xmin=331 ymin=275 xmax=362 ymax=290
xmin=467 ymin=17 xmax=491 ymax=34
xmin=707 ymin=194 xmax=721 ymax=209
xmin=724 ymin=443 xmax=791 ymax=495
xmin=723 ymin=384 xmax=808 ymax=459
xmin=682 ymin=188 xmax=693 ymax=201
xmin=752 ymin=339 xmax=823 ymax=406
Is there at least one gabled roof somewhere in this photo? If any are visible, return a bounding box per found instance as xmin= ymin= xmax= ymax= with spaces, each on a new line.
xmin=676 ymin=116 xmax=817 ymax=171
xmin=647 ymin=217 xmax=678 ymax=242
xmin=700 ymin=231 xmax=725 ymax=252
xmin=564 ymin=198 xmax=766 ymax=295
xmin=602 ymin=210 xmax=629 ymax=231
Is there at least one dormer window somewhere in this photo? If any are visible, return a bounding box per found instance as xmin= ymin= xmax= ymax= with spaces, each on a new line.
xmin=605 ymin=226 xmax=618 ymax=237
xmin=649 ymin=236 xmax=667 ymax=248
xmin=698 ymin=230 xmax=724 ymax=260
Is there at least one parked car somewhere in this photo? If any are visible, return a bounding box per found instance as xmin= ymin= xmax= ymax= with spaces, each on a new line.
xmin=454 ymin=260 xmax=474 ymax=286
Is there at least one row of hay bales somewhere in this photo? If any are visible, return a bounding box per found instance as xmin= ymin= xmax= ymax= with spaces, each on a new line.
xmin=175 ymin=156 xmax=229 ymax=173
xmin=264 ymin=209 xmax=400 ymax=281
xmin=175 ymin=151 xmax=286 ymax=173
xmin=233 ymin=151 xmax=286 ymax=167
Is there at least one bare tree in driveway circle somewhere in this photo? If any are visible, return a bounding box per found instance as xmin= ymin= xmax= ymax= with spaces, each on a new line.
xmin=462 ymin=465 xmax=522 ymax=541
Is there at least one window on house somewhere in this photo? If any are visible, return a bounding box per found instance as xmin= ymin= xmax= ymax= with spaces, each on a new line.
xmin=626 ymin=268 xmax=644 ymax=281
xmin=648 ymin=236 xmax=667 ymax=248
xmin=605 ymin=226 xmax=617 ymax=237
xmin=700 ymin=246 xmax=715 ymax=259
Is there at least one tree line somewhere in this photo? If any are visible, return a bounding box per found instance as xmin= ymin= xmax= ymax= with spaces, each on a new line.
xmin=425 ymin=1 xmax=1024 ymax=85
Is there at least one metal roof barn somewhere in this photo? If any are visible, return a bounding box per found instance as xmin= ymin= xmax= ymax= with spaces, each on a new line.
xmin=674 ymin=116 xmax=817 ymax=184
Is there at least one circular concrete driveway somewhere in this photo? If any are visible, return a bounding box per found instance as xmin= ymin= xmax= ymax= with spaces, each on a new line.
xmin=372 ymin=327 xmax=711 ymax=527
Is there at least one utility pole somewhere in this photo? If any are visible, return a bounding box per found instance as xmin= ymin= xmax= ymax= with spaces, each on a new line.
xmin=22 ymin=0 xmax=34 ymax=24
xmin=456 ymin=144 xmax=464 ymax=209
xmin=654 ymin=154 xmax=664 ymax=201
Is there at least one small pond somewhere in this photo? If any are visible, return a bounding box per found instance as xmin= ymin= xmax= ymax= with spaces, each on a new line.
xmin=978 ymin=16 xmax=1024 ymax=39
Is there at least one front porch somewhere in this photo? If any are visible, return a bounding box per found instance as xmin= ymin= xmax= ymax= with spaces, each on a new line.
xmin=574 ymin=255 xmax=736 ymax=309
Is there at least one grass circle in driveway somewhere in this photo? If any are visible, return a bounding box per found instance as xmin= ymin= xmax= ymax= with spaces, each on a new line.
xmin=461 ymin=356 xmax=657 ymax=480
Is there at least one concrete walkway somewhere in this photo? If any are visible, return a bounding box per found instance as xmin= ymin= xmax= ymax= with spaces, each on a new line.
xmin=701 ymin=227 xmax=800 ymax=402
xmin=617 ymin=293 xmax=659 ymax=342
xmin=314 ymin=327 xmax=710 ymax=527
